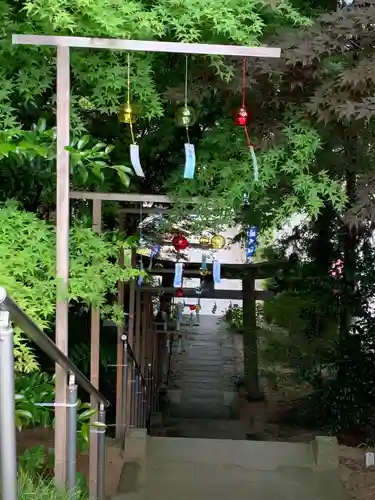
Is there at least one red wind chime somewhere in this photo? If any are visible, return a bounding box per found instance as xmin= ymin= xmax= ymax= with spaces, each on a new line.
xmin=232 ymin=57 xmax=258 ymax=181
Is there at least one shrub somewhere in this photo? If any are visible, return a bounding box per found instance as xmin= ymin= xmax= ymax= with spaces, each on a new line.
xmin=0 ymin=202 xmax=140 ymax=371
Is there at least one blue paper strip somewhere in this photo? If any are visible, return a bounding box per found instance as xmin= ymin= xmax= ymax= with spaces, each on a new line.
xmin=173 ymin=262 xmax=183 ymax=288
xmin=201 ymin=253 xmax=207 ymax=271
xmin=213 ymin=260 xmax=221 ymax=284
xmin=246 ymin=225 xmax=258 ymax=259
xmin=183 ymin=143 xmax=196 ymax=179
xmin=151 ymin=245 xmax=160 ymax=257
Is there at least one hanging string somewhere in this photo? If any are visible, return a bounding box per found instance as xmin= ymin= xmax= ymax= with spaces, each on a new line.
xmin=137 ymin=202 xmax=144 ymax=286
xmin=127 ymin=53 xmax=136 ymax=145
xmin=241 ymin=56 xmax=246 ymax=109
xmin=184 ymin=55 xmax=190 ymax=144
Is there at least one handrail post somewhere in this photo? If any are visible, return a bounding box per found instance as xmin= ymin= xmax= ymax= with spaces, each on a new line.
xmin=146 ymin=363 xmax=152 ymax=426
xmin=142 ymin=385 xmax=147 ymax=427
xmin=137 ymin=375 xmax=142 ymax=427
xmin=121 ymin=335 xmax=128 ymax=444
xmin=0 ymin=306 xmax=17 ymax=500
xmin=131 ymin=361 xmax=137 ymax=427
xmin=97 ymin=403 xmax=106 ymax=500
xmin=66 ymin=373 xmax=78 ymax=496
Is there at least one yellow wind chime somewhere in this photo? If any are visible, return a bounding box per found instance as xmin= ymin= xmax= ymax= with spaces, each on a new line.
xmin=119 ymin=53 xmax=144 ymax=177
xmin=175 ymin=56 xmax=197 ymax=179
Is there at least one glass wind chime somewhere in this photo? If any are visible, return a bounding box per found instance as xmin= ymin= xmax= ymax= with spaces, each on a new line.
xmin=120 ymin=54 xmax=197 ymax=179
xmin=173 ymin=233 xmax=227 ymax=320
xmin=119 ymin=53 xmax=144 ymax=177
xmin=233 ymin=57 xmax=259 ymax=181
xmin=175 ymin=55 xmax=196 ymax=179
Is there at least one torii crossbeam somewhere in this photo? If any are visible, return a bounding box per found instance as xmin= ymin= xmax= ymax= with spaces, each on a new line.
xmin=12 ymin=33 xmax=281 ymax=499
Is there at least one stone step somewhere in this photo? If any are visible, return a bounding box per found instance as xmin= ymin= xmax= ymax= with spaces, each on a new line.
xmin=147 ymin=436 xmax=315 ymax=469
xmin=177 ymin=381 xmax=225 ymax=391
xmin=164 ymin=418 xmax=250 ymax=439
xmin=113 ymin=469 xmax=345 ymax=500
xmin=182 ymin=359 xmax=223 ymax=368
xmin=180 ymin=388 xmax=223 ymax=398
xmin=169 ymin=403 xmax=230 ymax=420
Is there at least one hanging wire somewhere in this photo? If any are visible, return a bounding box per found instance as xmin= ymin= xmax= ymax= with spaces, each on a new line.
xmin=241 ymin=56 xmax=246 ymax=109
xmin=184 ymin=55 xmax=190 ymax=144
xmin=241 ymin=56 xmax=251 ymax=149
xmin=127 ymin=53 xmax=136 ymax=145
xmin=137 ymin=202 xmax=144 ymax=284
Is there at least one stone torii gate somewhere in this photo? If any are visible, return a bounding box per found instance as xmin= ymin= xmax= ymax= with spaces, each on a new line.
xmin=12 ymin=33 xmax=281 ymax=495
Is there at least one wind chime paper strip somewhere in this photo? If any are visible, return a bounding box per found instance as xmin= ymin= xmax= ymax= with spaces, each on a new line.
xmin=130 ymin=144 xmax=145 ymax=177
xmin=246 ymin=225 xmax=258 ymax=260
xmin=137 ymin=261 xmax=144 ymax=286
xmin=183 ymin=143 xmax=196 ymax=179
xmin=213 ymin=260 xmax=221 ymax=284
xmin=250 ymin=145 xmax=258 ymax=181
xmin=148 ymin=244 xmax=161 ymax=270
xmin=176 ymin=302 xmax=184 ymax=331
xmin=201 ymin=253 xmax=207 ymax=271
xmin=173 ymin=262 xmax=184 ymax=288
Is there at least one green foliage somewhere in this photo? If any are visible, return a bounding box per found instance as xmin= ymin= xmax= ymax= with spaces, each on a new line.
xmin=0 ymin=202 xmax=140 ymax=371
xmin=19 ymin=445 xmax=48 ymax=474
xmin=75 ymin=401 xmax=106 ymax=452
xmin=15 ymin=372 xmax=55 ymax=429
xmin=17 ymin=470 xmax=87 ymax=499
xmin=168 ymin=119 xmax=345 ymax=232
xmin=69 ymin=341 xmax=116 ymax=375
xmin=0 ymin=121 xmax=132 ymax=210
xmin=15 ymin=369 xmax=103 ymax=456
xmin=1 ymin=0 xmax=310 ymax=127
xmin=224 ymin=306 xmax=243 ymax=332
xmin=0 ymin=0 xmax=313 ymax=209
xmin=263 ymin=288 xmax=338 ymax=388
xmin=240 ymin=1 xmax=375 ymax=226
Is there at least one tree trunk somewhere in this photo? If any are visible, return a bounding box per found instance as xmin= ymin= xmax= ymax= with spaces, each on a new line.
xmin=338 ymin=170 xmax=358 ymax=379
xmin=242 ymin=273 xmax=263 ymax=400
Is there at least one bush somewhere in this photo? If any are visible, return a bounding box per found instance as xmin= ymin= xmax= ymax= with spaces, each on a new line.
xmin=0 ymin=201 xmax=140 ymax=372
xmin=224 ymin=305 xmax=243 ymax=332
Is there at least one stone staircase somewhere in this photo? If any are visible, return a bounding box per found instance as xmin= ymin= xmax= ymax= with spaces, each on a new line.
xmin=167 ymin=315 xmax=236 ymax=421
xmin=111 ymin=316 xmax=347 ymax=500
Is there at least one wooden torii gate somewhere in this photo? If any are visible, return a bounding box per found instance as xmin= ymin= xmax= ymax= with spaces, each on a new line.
xmin=11 ymin=34 xmax=281 ymax=495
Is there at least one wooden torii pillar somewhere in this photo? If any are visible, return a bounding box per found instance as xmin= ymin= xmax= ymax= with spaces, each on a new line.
xmin=11 ymin=33 xmax=280 ymax=494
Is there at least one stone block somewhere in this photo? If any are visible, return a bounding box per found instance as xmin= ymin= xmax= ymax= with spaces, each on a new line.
xmin=117 ymin=429 xmax=148 ymax=494
xmin=312 ymin=436 xmax=339 ymax=470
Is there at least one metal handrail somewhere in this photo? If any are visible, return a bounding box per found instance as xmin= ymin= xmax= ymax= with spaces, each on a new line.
xmin=0 ymin=287 xmax=109 ymax=406
xmin=125 ymin=337 xmax=146 ymax=385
